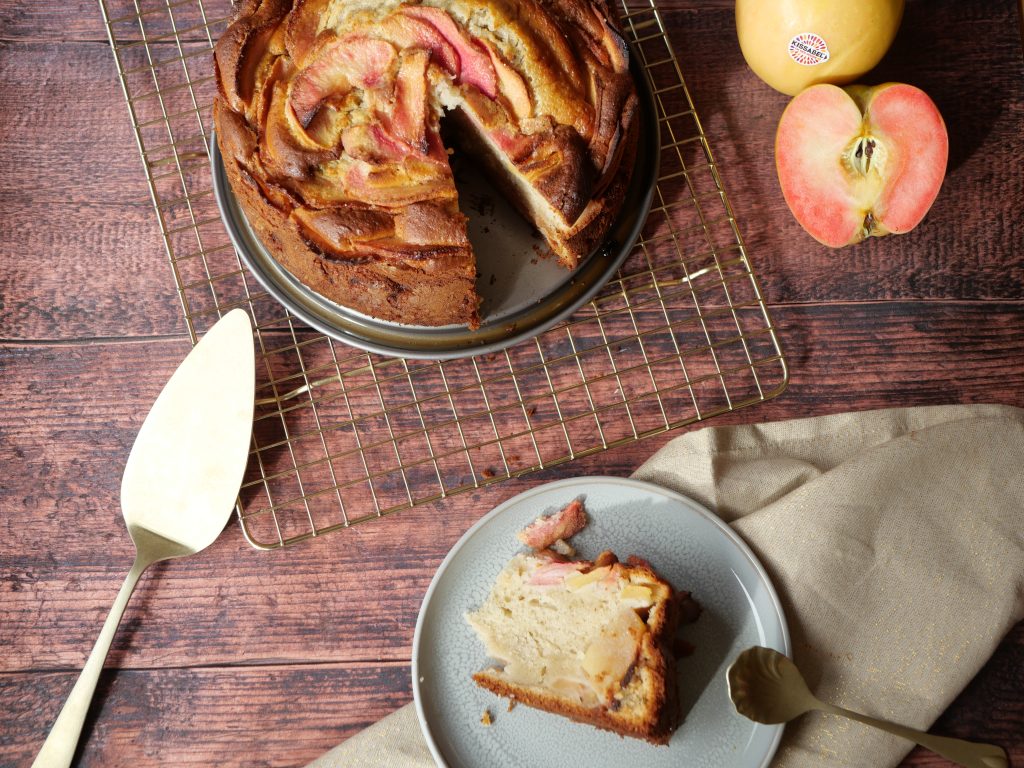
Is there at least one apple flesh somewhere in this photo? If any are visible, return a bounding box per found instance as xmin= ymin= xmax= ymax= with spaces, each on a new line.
xmin=288 ymin=34 xmax=396 ymax=126
xmin=399 ymin=5 xmax=498 ymax=99
xmin=775 ymin=82 xmax=948 ymax=248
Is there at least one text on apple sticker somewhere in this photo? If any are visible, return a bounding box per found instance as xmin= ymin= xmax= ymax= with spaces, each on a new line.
xmin=788 ymin=33 xmax=830 ymax=66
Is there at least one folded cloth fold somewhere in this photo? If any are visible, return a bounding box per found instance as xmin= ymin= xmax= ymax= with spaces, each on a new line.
xmin=306 ymin=404 xmax=1024 ymax=768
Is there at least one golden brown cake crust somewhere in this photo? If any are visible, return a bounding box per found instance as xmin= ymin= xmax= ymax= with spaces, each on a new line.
xmin=215 ymin=101 xmax=479 ymax=326
xmin=472 ymin=635 xmax=678 ymax=745
xmin=214 ymin=0 xmax=639 ymax=327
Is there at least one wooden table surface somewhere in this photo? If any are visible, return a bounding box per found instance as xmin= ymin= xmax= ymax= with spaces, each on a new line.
xmin=2 ymin=0 xmax=1022 ymax=765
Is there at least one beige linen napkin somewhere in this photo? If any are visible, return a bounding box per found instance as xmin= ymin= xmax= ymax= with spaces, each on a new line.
xmin=306 ymin=404 xmax=1024 ymax=768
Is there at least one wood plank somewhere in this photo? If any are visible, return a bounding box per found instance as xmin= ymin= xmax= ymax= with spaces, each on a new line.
xmin=0 ymin=39 xmax=220 ymax=340
xmin=1 ymin=628 xmax=1020 ymax=767
xmin=1 ymin=1 xmax=1022 ymax=343
xmin=0 ymin=202 xmax=184 ymax=340
xmin=0 ymin=3 xmax=109 ymax=42
xmin=1020 ymin=0 xmax=1024 ymax=54
xmin=0 ymin=505 xmax=468 ymax=672
xmin=2 ymin=300 xmax=1022 ymax=671
xmin=0 ymin=43 xmax=155 ymax=205
xmin=1 ymin=661 xmax=412 ymax=768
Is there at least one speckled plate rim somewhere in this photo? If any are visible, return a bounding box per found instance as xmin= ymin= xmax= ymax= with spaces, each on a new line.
xmin=209 ymin=50 xmax=659 ymax=360
xmin=412 ymin=476 xmax=791 ymax=768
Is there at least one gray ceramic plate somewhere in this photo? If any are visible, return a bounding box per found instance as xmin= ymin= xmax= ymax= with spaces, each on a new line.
xmin=412 ymin=476 xmax=790 ymax=768
xmin=209 ymin=52 xmax=658 ymax=360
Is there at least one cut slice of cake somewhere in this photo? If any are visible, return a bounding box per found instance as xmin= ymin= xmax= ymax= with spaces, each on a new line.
xmin=466 ymin=547 xmax=683 ymax=744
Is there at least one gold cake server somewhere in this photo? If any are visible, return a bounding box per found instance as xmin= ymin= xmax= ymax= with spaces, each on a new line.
xmin=31 ymin=309 xmax=255 ymax=768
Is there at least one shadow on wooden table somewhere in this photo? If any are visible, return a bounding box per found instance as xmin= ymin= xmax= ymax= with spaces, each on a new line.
xmin=870 ymin=0 xmax=1020 ymax=174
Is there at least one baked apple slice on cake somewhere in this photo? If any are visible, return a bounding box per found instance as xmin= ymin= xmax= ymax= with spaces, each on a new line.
xmin=213 ymin=0 xmax=639 ymax=328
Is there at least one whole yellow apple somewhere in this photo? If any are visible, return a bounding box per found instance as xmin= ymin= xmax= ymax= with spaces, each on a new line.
xmin=736 ymin=0 xmax=904 ymax=96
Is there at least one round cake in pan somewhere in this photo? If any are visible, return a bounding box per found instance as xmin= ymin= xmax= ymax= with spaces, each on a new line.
xmin=214 ymin=0 xmax=639 ymax=328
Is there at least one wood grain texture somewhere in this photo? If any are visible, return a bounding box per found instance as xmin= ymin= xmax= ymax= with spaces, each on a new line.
xmin=2 ymin=301 xmax=1021 ymax=669
xmin=0 ymin=42 xmax=190 ymax=337
xmin=0 ymin=629 xmax=1020 ymax=768
xmin=0 ymin=0 xmax=1022 ymax=766
xmin=1 ymin=662 xmax=413 ymax=767
xmin=0 ymin=44 xmax=156 ymax=205
xmin=1 ymin=2 xmax=1021 ymax=344
xmin=1 ymin=630 xmax=1019 ymax=768
xmin=0 ymin=202 xmax=183 ymax=340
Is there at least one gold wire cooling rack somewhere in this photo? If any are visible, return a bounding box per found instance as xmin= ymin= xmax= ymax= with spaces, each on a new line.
xmin=100 ymin=0 xmax=788 ymax=549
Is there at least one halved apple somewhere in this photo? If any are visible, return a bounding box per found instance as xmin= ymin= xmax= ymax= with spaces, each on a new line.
xmin=775 ymin=82 xmax=948 ymax=248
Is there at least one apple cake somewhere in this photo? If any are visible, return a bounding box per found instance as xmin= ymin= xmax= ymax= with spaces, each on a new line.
xmin=213 ymin=0 xmax=639 ymax=328
xmin=466 ymin=501 xmax=695 ymax=744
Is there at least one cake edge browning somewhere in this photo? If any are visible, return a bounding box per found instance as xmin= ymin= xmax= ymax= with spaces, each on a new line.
xmin=214 ymin=99 xmax=482 ymax=328
xmin=213 ymin=0 xmax=640 ymax=327
xmin=472 ymin=633 xmax=679 ymax=745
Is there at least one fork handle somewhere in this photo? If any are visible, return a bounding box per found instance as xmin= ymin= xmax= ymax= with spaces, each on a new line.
xmin=818 ymin=702 xmax=1008 ymax=768
xmin=31 ymin=554 xmax=154 ymax=768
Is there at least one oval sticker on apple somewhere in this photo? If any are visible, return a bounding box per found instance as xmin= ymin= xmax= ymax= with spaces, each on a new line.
xmin=788 ymin=33 xmax=830 ymax=66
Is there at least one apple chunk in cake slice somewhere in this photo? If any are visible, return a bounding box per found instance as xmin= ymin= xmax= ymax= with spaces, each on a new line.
xmin=466 ymin=552 xmax=682 ymax=744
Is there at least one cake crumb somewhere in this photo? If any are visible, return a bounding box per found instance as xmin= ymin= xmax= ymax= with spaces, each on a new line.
xmin=507 ymin=699 xmax=517 ymax=712
xmin=518 ymin=499 xmax=587 ymax=550
xmin=480 ymin=708 xmax=493 ymax=726
xmin=550 ymin=538 xmax=575 ymax=557
xmin=671 ymin=637 xmax=696 ymax=658
xmin=474 ymin=194 xmax=495 ymax=216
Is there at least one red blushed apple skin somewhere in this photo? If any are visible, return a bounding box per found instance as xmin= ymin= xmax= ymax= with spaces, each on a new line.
xmin=775 ymin=83 xmax=948 ymax=248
